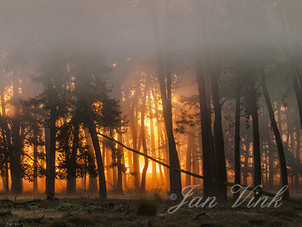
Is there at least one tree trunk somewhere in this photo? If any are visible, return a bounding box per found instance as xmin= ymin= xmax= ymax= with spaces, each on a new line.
xmin=46 ymin=103 xmax=57 ymax=200
xmin=122 ymin=151 xmax=128 ymax=191
xmin=291 ymin=66 xmax=302 ymax=129
xmin=149 ymin=1 xmax=182 ymax=199
xmin=195 ymin=55 xmax=215 ymax=198
xmin=267 ymin=136 xmax=275 ymax=189
xmin=192 ymin=150 xmax=200 ymax=186
xmin=11 ymin=75 xmax=23 ymax=195
xmin=84 ymin=128 xmax=98 ymax=194
xmin=158 ymin=73 xmax=182 ymax=199
xmin=0 ymin=91 xmax=9 ymax=193
xmin=149 ymin=87 xmax=157 ymax=184
xmin=45 ymin=127 xmax=50 ymax=194
xmin=105 ymin=139 xmax=113 ymax=190
xmin=242 ymin=137 xmax=249 ymax=186
xmin=140 ymin=76 xmax=149 ymax=193
xmin=130 ymin=103 xmax=140 ymax=191
xmin=260 ymin=69 xmax=289 ymax=198
xmin=295 ymin=129 xmax=300 ymax=187
xmin=117 ymin=133 xmax=123 ymax=194
xmin=185 ymin=131 xmax=194 ymax=186
xmin=86 ymin=108 xmax=107 ymax=199
xmin=109 ymin=133 xmax=117 ymax=191
xmin=209 ymin=61 xmax=227 ymax=202
xmin=265 ymin=141 xmax=269 ymax=188
xmin=277 ymin=101 xmax=283 ymax=139
xmin=33 ymin=142 xmax=38 ymax=193
xmin=67 ymin=124 xmax=79 ymax=194
xmin=248 ymin=81 xmax=262 ymax=198
xmin=234 ymin=84 xmax=241 ymax=200
xmin=153 ymin=87 xmax=169 ymax=189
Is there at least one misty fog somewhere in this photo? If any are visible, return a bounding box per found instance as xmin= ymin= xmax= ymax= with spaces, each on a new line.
xmin=0 ymin=0 xmax=302 ymax=207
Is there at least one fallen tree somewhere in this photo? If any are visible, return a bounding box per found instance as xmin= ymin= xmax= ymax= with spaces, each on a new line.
xmin=98 ymin=132 xmax=292 ymax=201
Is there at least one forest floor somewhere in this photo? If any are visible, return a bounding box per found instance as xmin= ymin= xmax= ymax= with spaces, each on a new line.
xmin=0 ymin=193 xmax=301 ymax=227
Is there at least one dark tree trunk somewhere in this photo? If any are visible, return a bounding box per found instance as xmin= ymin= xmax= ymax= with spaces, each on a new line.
xmin=291 ymin=66 xmax=302 ymax=129
xmin=140 ymin=77 xmax=149 ymax=193
xmin=242 ymin=136 xmax=249 ymax=186
xmin=130 ymin=103 xmax=140 ymax=191
xmin=11 ymin=75 xmax=23 ymax=195
xmin=267 ymin=136 xmax=275 ymax=189
xmin=44 ymin=127 xmax=50 ymax=194
xmin=158 ymin=72 xmax=182 ymax=199
xmin=264 ymin=141 xmax=269 ymax=188
xmin=33 ymin=141 xmax=38 ymax=193
xmin=67 ymin=124 xmax=79 ymax=194
xmin=295 ymin=129 xmax=300 ymax=187
xmin=260 ymin=69 xmax=289 ymax=198
xmin=105 ymin=140 xmax=113 ymax=190
xmin=122 ymin=150 xmax=128 ymax=190
xmin=117 ymin=133 xmax=123 ymax=194
xmin=153 ymin=88 xmax=168 ymax=188
xmin=195 ymin=55 xmax=215 ymax=198
xmin=110 ymin=133 xmax=117 ymax=191
xmin=248 ymin=81 xmax=262 ymax=198
xmin=277 ymin=101 xmax=283 ymax=139
xmin=2 ymin=162 xmax=9 ymax=193
xmin=0 ymin=91 xmax=10 ymax=193
xmin=86 ymin=108 xmax=107 ymax=199
xmin=84 ymin=128 xmax=98 ymax=194
xmin=209 ymin=61 xmax=227 ymax=202
xmin=234 ymin=84 xmax=241 ymax=200
xmin=262 ymin=141 xmax=267 ymax=188
xmin=46 ymin=103 xmax=57 ymax=200
xmin=150 ymin=2 xmax=182 ymax=199
xmin=192 ymin=155 xmax=200 ymax=185
xmin=185 ymin=131 xmax=194 ymax=186
xmin=149 ymin=87 xmax=157 ymax=184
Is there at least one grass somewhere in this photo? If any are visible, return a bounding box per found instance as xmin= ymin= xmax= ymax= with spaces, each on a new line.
xmin=0 ymin=196 xmax=300 ymax=226
xmin=136 ymin=198 xmax=158 ymax=216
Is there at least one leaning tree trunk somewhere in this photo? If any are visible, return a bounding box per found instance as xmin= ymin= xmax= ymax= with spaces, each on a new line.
xmin=260 ymin=69 xmax=289 ymax=198
xmin=86 ymin=107 xmax=107 ymax=199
